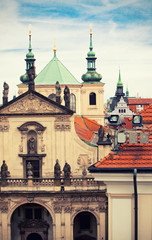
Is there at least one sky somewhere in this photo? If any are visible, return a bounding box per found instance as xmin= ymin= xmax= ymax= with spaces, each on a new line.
xmin=0 ymin=0 xmax=152 ymax=103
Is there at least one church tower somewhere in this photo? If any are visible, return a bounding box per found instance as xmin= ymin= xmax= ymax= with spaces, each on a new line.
xmin=110 ymin=70 xmax=128 ymax=111
xmin=81 ymin=25 xmax=104 ymax=124
xmin=20 ymin=24 xmax=36 ymax=85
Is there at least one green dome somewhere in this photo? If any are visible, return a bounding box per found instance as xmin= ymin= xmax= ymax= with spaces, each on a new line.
xmin=87 ymin=50 xmax=95 ymax=58
xmin=20 ymin=73 xmax=29 ymax=83
xmin=82 ymin=72 xmax=102 ymax=82
xmin=26 ymin=51 xmax=34 ymax=59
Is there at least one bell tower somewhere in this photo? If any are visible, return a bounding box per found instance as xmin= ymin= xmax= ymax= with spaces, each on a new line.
xmin=81 ymin=25 xmax=104 ymax=124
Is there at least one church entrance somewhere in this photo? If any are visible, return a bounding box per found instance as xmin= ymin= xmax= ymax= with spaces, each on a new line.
xmin=27 ymin=233 xmax=43 ymax=240
xmin=73 ymin=211 xmax=97 ymax=240
xmin=11 ymin=203 xmax=53 ymax=240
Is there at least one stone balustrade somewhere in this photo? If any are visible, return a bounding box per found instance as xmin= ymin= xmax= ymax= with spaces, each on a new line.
xmin=0 ymin=177 xmax=101 ymax=188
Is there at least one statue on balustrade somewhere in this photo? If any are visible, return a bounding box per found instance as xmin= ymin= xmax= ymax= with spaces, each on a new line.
xmin=1 ymin=160 xmax=10 ymax=179
xmin=63 ymin=162 xmax=71 ymax=179
xmin=54 ymin=159 xmax=61 ymax=179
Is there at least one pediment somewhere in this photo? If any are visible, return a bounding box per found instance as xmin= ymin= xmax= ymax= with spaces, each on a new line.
xmin=0 ymin=91 xmax=73 ymax=115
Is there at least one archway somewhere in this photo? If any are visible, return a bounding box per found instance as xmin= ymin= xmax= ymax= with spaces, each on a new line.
xmin=27 ymin=233 xmax=42 ymax=240
xmin=73 ymin=211 xmax=97 ymax=240
xmin=11 ymin=203 xmax=53 ymax=240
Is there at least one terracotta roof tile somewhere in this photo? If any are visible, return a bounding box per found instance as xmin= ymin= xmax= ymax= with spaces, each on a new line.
xmin=74 ymin=116 xmax=95 ymax=143
xmin=94 ymin=143 xmax=152 ymax=169
xmin=137 ymin=103 xmax=152 ymax=124
xmin=82 ymin=116 xmax=101 ymax=131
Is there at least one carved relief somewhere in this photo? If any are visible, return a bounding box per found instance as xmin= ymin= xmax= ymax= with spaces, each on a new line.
xmin=0 ymin=201 xmax=8 ymax=213
xmin=77 ymin=154 xmax=92 ymax=168
xmin=53 ymin=206 xmax=62 ymax=213
xmin=98 ymin=90 xmax=104 ymax=94
xmin=0 ymin=117 xmax=9 ymax=132
xmin=64 ymin=207 xmax=74 ymax=213
xmin=1 ymin=94 xmax=66 ymax=114
xmin=55 ymin=116 xmax=71 ymax=131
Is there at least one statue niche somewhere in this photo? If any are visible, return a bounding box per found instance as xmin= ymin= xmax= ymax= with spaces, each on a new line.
xmin=27 ymin=130 xmax=37 ymax=154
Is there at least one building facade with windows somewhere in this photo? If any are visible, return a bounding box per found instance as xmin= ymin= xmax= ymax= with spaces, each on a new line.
xmin=0 ymin=27 xmax=109 ymax=240
xmin=18 ymin=27 xmax=104 ymax=124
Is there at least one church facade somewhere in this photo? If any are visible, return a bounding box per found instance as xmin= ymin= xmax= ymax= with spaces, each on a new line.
xmin=0 ymin=27 xmax=109 ymax=240
xmin=19 ymin=27 xmax=104 ymax=124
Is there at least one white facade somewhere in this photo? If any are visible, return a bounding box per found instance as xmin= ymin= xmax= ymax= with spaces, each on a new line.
xmin=93 ymin=172 xmax=152 ymax=240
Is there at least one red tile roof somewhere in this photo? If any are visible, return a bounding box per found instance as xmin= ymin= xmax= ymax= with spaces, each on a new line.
xmin=128 ymin=98 xmax=152 ymax=104
xmin=74 ymin=116 xmax=95 ymax=143
xmin=82 ymin=116 xmax=101 ymax=131
xmin=137 ymin=103 xmax=152 ymax=124
xmin=94 ymin=143 xmax=152 ymax=169
xmin=128 ymin=98 xmax=152 ymax=114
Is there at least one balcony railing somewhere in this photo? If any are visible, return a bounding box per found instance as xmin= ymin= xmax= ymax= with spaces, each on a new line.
xmin=0 ymin=177 xmax=102 ymax=189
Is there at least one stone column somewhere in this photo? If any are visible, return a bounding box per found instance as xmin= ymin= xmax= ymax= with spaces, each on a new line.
xmin=1 ymin=211 xmax=8 ymax=240
xmin=54 ymin=207 xmax=62 ymax=240
xmin=64 ymin=207 xmax=72 ymax=240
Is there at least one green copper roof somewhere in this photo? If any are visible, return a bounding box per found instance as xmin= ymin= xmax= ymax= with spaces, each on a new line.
xmin=35 ymin=52 xmax=80 ymax=85
xmin=117 ymin=70 xmax=123 ymax=87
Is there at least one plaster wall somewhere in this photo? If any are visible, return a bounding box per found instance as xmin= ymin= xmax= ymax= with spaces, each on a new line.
xmin=0 ymin=115 xmax=97 ymax=178
xmin=80 ymin=83 xmax=104 ymax=124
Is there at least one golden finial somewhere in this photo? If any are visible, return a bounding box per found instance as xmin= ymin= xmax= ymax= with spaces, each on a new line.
xmin=53 ymin=38 xmax=56 ymax=52
xmin=90 ymin=23 xmax=92 ymax=35
xmin=29 ymin=24 xmax=31 ymax=36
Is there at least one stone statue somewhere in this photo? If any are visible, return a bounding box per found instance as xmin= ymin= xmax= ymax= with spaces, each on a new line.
xmin=64 ymin=85 xmax=70 ymax=108
xmin=98 ymin=125 xmax=105 ymax=143
xmin=27 ymin=66 xmax=35 ymax=90
xmin=54 ymin=159 xmax=61 ymax=179
xmin=3 ymin=82 xmax=9 ymax=105
xmin=55 ymin=81 xmax=61 ymax=104
xmin=63 ymin=162 xmax=71 ymax=179
xmin=27 ymin=162 xmax=33 ymax=178
xmin=28 ymin=136 xmax=36 ymax=154
xmin=1 ymin=160 xmax=9 ymax=179
xmin=3 ymin=82 xmax=9 ymax=98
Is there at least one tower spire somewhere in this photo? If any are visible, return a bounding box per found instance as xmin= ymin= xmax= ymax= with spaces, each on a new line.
xmin=28 ymin=24 xmax=32 ymax=52
xmin=20 ymin=24 xmax=36 ymax=84
xmin=81 ymin=24 xmax=102 ymax=83
xmin=53 ymin=38 xmax=57 ymax=57
xmin=117 ymin=68 xmax=123 ymax=87
xmin=90 ymin=23 xmax=93 ymax=51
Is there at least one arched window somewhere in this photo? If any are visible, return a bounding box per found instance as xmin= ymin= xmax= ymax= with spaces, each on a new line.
xmin=70 ymin=93 xmax=76 ymax=112
xmin=89 ymin=92 xmax=96 ymax=105
xmin=73 ymin=211 xmax=97 ymax=240
xmin=48 ymin=93 xmax=56 ymax=101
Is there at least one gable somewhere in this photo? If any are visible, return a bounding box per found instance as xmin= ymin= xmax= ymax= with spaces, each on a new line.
xmin=0 ymin=91 xmax=73 ymax=115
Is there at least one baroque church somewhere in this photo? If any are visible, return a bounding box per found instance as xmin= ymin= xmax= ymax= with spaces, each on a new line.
xmin=0 ymin=26 xmax=110 ymax=240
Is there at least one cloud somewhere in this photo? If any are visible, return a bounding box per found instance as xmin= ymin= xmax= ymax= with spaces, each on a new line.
xmin=0 ymin=0 xmax=152 ymax=104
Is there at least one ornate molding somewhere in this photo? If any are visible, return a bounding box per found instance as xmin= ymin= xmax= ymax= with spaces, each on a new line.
xmin=64 ymin=207 xmax=74 ymax=213
xmin=0 ymin=201 xmax=8 ymax=213
xmin=53 ymin=206 xmax=62 ymax=213
xmin=98 ymin=90 xmax=104 ymax=94
xmin=77 ymin=154 xmax=92 ymax=168
xmin=0 ymin=117 xmax=9 ymax=132
xmin=55 ymin=123 xmax=71 ymax=131
xmin=5 ymin=94 xmax=63 ymax=114
xmin=55 ymin=116 xmax=71 ymax=131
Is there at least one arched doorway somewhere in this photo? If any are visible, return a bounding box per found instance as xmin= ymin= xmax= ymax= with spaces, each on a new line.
xmin=11 ymin=203 xmax=53 ymax=240
xmin=27 ymin=233 xmax=42 ymax=240
xmin=73 ymin=211 xmax=97 ymax=240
